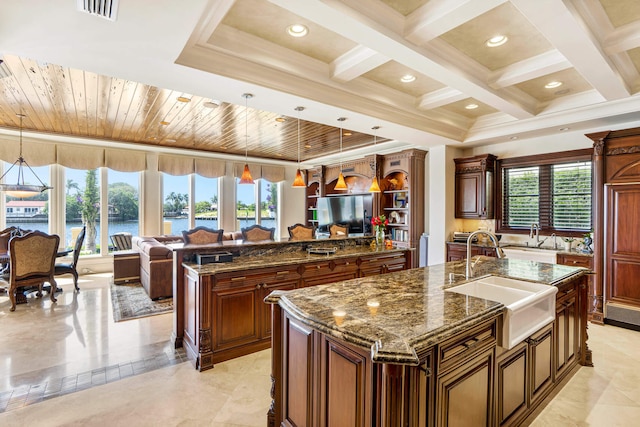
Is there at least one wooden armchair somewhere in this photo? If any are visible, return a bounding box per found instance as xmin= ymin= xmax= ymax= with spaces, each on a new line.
xmin=288 ymin=223 xmax=315 ymax=240
xmin=182 ymin=226 xmax=224 ymax=244
xmin=329 ymin=223 xmax=349 ymax=237
xmin=241 ymin=224 xmax=275 ymax=242
xmin=8 ymin=231 xmax=60 ymax=311
xmin=55 ymin=225 xmax=85 ymax=291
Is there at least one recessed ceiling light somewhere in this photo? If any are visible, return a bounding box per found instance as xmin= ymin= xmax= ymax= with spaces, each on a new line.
xmin=465 ymin=103 xmax=479 ymax=110
xmin=165 ymin=139 xmax=177 ymax=143
xmin=160 ymin=121 xmax=170 ymax=126
xmin=486 ymin=35 xmax=508 ymax=47
xmin=176 ymin=96 xmax=191 ymax=103
xmin=220 ymin=145 xmax=227 ymax=150
xmin=510 ymin=136 xmax=518 ymax=140
xmin=287 ymin=24 xmax=308 ymax=37
xmin=343 ymin=131 xmax=352 ymax=136
xmin=400 ymin=74 xmax=416 ymax=83
xmin=559 ymin=127 xmax=570 ymax=131
xmin=148 ymin=136 xmax=157 ymax=141
xmin=203 ymin=100 xmax=220 ymax=108
xmin=304 ymin=144 xmax=311 ymax=148
xmin=275 ymin=117 xmax=286 ymax=123
xmin=545 ymin=81 xmax=563 ymax=89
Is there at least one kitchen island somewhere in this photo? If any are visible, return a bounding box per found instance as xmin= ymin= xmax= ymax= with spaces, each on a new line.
xmin=171 ymin=236 xmax=412 ymax=371
xmin=266 ymin=257 xmax=591 ymax=426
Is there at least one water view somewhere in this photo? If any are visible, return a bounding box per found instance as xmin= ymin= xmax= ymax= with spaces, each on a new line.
xmin=6 ymin=217 xmax=278 ymax=250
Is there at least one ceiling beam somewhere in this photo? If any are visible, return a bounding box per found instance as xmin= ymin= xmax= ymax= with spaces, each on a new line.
xmin=511 ymin=0 xmax=630 ymax=100
xmin=330 ymin=45 xmax=389 ymax=83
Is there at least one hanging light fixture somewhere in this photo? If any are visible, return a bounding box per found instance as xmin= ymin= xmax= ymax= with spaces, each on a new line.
xmin=239 ymin=93 xmax=255 ymax=184
xmin=292 ymin=106 xmax=306 ymax=188
xmin=0 ymin=113 xmax=52 ymax=198
xmin=334 ymin=117 xmax=348 ymax=191
xmin=368 ymin=126 xmax=381 ymax=193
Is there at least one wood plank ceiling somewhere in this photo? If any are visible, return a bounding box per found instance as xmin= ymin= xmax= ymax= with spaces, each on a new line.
xmin=0 ymin=55 xmax=382 ymax=163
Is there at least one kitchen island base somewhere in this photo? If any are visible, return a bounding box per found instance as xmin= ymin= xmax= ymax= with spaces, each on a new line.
xmin=267 ymin=260 xmax=590 ymax=426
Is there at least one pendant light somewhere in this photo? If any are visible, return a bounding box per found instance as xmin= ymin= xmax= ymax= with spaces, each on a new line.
xmin=334 ymin=117 xmax=348 ymax=191
xmin=0 ymin=113 xmax=52 ymax=198
xmin=239 ymin=93 xmax=255 ymax=184
xmin=368 ymin=126 xmax=381 ymax=193
xmin=292 ymin=106 xmax=306 ymax=188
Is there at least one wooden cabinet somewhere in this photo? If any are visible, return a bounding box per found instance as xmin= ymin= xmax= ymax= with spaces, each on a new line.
xmin=299 ymin=257 xmax=359 ymax=288
xmin=358 ymin=252 xmax=409 ymax=276
xmin=183 ymin=249 xmax=410 ymax=371
xmin=495 ymin=323 xmax=553 ymax=426
xmin=556 ymin=253 xmax=598 ymax=323
xmin=305 ymin=167 xmax=324 ymax=227
xmin=454 ymin=154 xmax=496 ymax=219
xmin=446 ymin=242 xmax=497 ymax=262
xmin=554 ymin=280 xmax=579 ymax=381
xmin=113 ymin=250 xmax=140 ymax=284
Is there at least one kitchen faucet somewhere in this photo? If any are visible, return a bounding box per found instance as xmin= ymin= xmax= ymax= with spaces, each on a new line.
xmin=466 ymin=230 xmax=505 ymax=279
xmin=529 ymin=223 xmax=548 ymax=248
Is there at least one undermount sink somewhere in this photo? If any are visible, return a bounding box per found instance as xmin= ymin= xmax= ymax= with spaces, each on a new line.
xmin=446 ymin=276 xmax=558 ymax=349
xmin=502 ymin=247 xmax=558 ymax=264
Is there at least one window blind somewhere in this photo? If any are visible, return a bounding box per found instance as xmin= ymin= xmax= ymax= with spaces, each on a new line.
xmin=552 ymin=162 xmax=591 ymax=230
xmin=504 ymin=166 xmax=539 ymax=227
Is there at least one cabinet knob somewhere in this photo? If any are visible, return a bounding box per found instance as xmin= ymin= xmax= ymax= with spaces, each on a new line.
xmin=316 ymin=265 xmax=321 ymax=269
xmin=256 ymin=283 xmax=263 ymax=289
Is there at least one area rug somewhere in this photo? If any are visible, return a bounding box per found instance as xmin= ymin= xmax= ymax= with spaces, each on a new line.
xmin=110 ymin=282 xmax=173 ymax=322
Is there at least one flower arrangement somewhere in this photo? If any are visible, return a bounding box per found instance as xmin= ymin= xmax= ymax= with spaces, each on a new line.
xmin=371 ymin=214 xmax=388 ymax=230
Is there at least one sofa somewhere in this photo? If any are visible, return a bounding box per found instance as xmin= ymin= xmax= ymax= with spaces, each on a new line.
xmin=132 ymin=235 xmax=182 ymax=300
xmin=131 ymin=231 xmax=243 ymax=300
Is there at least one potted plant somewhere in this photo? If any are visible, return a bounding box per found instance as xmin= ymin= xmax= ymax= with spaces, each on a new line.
xmin=563 ymin=237 xmax=575 ymax=252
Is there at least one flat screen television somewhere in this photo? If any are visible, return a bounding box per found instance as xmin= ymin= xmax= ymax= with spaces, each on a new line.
xmin=316 ymin=194 xmax=373 ymax=235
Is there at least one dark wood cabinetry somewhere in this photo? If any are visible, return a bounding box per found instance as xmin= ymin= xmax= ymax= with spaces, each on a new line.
xmin=446 ymin=242 xmax=497 ymax=262
xmin=556 ymin=254 xmax=598 ymax=323
xmin=555 ymin=280 xmax=579 ymax=380
xmin=182 ymin=249 xmax=409 ymax=371
xmin=455 ymin=154 xmax=497 ymax=219
xmin=495 ymin=323 xmax=553 ymax=426
xmin=307 ymin=149 xmax=425 ymax=265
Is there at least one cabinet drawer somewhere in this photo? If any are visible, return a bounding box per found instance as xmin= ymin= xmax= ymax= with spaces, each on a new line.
xmin=437 ymin=318 xmax=497 ymax=372
xmin=300 ymin=258 xmax=357 ymax=277
xmin=556 ymin=254 xmax=593 ymax=269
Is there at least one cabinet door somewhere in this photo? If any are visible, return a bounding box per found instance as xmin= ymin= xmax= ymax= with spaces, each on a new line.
xmin=260 ymin=277 xmax=297 ymax=338
xmin=436 ymin=347 xmax=495 ymax=427
xmin=300 ymin=259 xmax=358 ymax=287
xmin=528 ymin=323 xmax=554 ymax=406
xmin=555 ymin=289 xmax=578 ymax=380
xmin=496 ymin=342 xmax=528 ymax=427
xmin=212 ymin=282 xmax=259 ymax=352
xmin=359 ymin=253 xmax=407 ymax=276
xmin=455 ymin=172 xmax=483 ymax=218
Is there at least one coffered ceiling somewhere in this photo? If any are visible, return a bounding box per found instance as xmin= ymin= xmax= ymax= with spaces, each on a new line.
xmin=1 ymin=0 xmax=640 ymax=165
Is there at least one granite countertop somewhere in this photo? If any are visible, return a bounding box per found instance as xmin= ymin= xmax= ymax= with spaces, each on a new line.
xmin=266 ymin=257 xmax=588 ymax=366
xmin=182 ymin=245 xmax=409 ymax=275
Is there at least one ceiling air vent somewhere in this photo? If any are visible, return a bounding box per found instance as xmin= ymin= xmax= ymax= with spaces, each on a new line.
xmin=76 ymin=0 xmax=119 ymax=21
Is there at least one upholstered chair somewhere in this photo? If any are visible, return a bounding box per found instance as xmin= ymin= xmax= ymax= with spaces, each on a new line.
xmin=8 ymin=230 xmax=60 ymax=311
xmin=182 ymin=226 xmax=224 ymax=244
xmin=288 ymin=223 xmax=315 ymax=240
xmin=54 ymin=225 xmax=85 ymax=291
xmin=241 ymin=224 xmax=275 ymax=242
xmin=329 ymin=223 xmax=349 ymax=237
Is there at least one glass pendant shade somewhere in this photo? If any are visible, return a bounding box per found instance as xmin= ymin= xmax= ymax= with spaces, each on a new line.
xmin=292 ymin=168 xmax=306 ymax=187
xmin=368 ymin=176 xmax=381 ymax=193
xmin=334 ymin=172 xmax=348 ymax=190
xmin=239 ymin=163 xmax=254 ymax=184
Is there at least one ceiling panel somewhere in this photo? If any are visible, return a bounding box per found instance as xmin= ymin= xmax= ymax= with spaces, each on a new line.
xmin=514 ymin=68 xmax=593 ymax=103
xmin=438 ymin=2 xmax=553 ymax=71
xmin=378 ymin=0 xmax=430 ymax=16
xmin=362 ymin=60 xmax=445 ymax=96
xmin=599 ymin=0 xmax=640 ymax=28
xmin=436 ymin=98 xmax=499 ymax=119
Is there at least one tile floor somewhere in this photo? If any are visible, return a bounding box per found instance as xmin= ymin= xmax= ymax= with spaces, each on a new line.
xmin=0 ymin=274 xmax=638 ymax=426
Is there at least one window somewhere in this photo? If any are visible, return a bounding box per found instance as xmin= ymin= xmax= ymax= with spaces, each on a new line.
xmin=162 ymin=174 xmax=189 ymax=235
xmin=236 ymin=178 xmax=257 ymax=229
xmin=65 ymin=168 xmax=101 ymax=254
xmin=3 ymin=163 xmax=50 ymax=234
xmin=194 ymin=175 xmax=219 ymax=230
xmin=497 ymin=149 xmax=592 ymax=235
xmin=107 ymin=170 xmax=139 ymax=252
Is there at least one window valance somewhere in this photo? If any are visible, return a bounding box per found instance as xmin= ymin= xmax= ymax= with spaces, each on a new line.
xmin=0 ymin=138 xmax=56 ymax=166
xmin=105 ymin=149 xmax=147 ymax=172
xmin=233 ymin=162 xmax=263 ymax=180
xmin=195 ymin=158 xmax=226 ymax=178
xmin=56 ymin=145 xmax=105 ymax=169
xmin=261 ymin=165 xmax=285 ymax=182
xmin=158 ymin=155 xmax=195 ymax=176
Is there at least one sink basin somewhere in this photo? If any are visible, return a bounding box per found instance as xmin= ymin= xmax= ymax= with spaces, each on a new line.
xmin=446 ymin=276 xmax=558 ymax=349
xmin=502 ymin=247 xmax=557 ymax=264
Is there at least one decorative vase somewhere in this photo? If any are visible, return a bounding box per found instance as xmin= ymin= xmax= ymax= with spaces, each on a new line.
xmin=564 ymin=241 xmax=572 ymax=252
xmin=375 ymin=226 xmax=385 ymax=247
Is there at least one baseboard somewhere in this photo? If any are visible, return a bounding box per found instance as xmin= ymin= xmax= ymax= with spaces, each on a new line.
xmin=604 ymin=318 xmax=640 ymax=332
xmin=606 ymin=302 xmax=640 ymax=328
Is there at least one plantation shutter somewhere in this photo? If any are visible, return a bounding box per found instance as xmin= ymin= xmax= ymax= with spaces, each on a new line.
xmin=503 ymin=166 xmax=539 ymax=227
xmin=552 ymin=162 xmax=591 ymax=230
